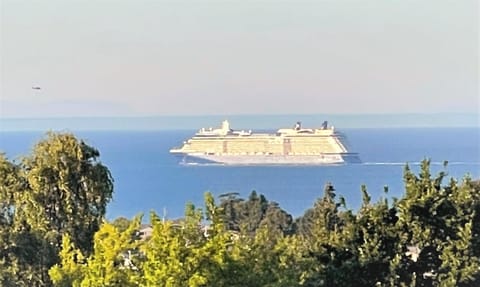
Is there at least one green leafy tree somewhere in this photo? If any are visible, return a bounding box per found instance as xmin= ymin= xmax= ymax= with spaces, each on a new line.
xmin=227 ymin=223 xmax=307 ymax=287
xmin=219 ymin=190 xmax=294 ymax=236
xmin=218 ymin=192 xmax=243 ymax=231
xmin=111 ymin=217 xmax=132 ymax=233
xmin=297 ymin=183 xmax=359 ymax=286
xmin=0 ymin=154 xmax=23 ymax=286
xmin=0 ymin=153 xmax=54 ymax=286
xmin=21 ymin=132 xmax=114 ymax=255
xmin=49 ymin=217 xmax=142 ymax=287
xmin=48 ymin=235 xmax=85 ymax=287
xmin=141 ymin=213 xmax=187 ymax=287
xmin=141 ymin=193 xmax=232 ymax=287
xmin=354 ymin=185 xmax=399 ymax=286
xmin=0 ymin=132 xmax=114 ymax=286
xmin=390 ymin=160 xmax=480 ymax=286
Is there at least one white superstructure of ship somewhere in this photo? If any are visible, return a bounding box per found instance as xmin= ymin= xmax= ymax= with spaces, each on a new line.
xmin=170 ymin=120 xmax=360 ymax=165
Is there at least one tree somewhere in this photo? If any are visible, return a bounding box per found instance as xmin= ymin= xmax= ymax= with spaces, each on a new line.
xmin=42 ymin=158 xmax=479 ymax=286
xmin=354 ymin=185 xmax=399 ymax=286
xmin=49 ymin=216 xmax=143 ymax=287
xmin=0 ymin=132 xmax=116 ymax=286
xmin=111 ymin=217 xmax=132 ymax=233
xmin=390 ymin=159 xmax=480 ymax=286
xmin=48 ymin=235 xmax=85 ymax=287
xmin=218 ymin=192 xmax=243 ymax=231
xmin=0 ymin=153 xmax=53 ymax=286
xmin=141 ymin=193 xmax=233 ymax=287
xmin=219 ymin=190 xmax=294 ymax=236
xmin=226 ymin=222 xmax=307 ymax=287
xmin=0 ymin=154 xmax=23 ymax=286
xmin=296 ymin=183 xmax=359 ymax=286
xmin=21 ymin=132 xmax=114 ymax=254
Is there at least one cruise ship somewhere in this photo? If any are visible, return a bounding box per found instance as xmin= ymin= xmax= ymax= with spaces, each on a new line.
xmin=170 ymin=120 xmax=361 ymax=165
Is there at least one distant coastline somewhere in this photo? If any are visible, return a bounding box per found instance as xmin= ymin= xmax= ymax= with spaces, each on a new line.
xmin=0 ymin=113 xmax=478 ymax=132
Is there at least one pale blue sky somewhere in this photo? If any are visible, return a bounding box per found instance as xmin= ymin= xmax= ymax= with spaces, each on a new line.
xmin=1 ymin=0 xmax=478 ymax=118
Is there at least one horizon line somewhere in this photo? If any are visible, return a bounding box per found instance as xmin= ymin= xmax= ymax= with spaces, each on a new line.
xmin=2 ymin=112 xmax=479 ymax=120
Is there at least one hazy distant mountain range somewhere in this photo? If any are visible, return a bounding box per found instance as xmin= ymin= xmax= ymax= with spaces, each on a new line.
xmin=1 ymin=113 xmax=478 ymax=131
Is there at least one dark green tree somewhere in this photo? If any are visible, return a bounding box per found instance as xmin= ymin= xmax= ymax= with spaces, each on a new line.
xmin=297 ymin=183 xmax=359 ymax=286
xmin=0 ymin=132 xmax=115 ymax=286
xmin=218 ymin=192 xmax=243 ymax=231
xmin=353 ymin=185 xmax=399 ymax=286
xmin=390 ymin=159 xmax=480 ymax=286
xmin=21 ymin=132 xmax=114 ymax=254
xmin=111 ymin=217 xmax=132 ymax=233
xmin=219 ymin=190 xmax=293 ymax=237
xmin=0 ymin=154 xmax=23 ymax=286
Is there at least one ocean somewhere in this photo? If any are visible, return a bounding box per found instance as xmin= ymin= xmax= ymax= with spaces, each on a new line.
xmin=0 ymin=127 xmax=479 ymax=220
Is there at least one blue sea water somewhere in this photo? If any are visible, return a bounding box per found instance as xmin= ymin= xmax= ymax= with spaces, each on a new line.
xmin=0 ymin=128 xmax=479 ymax=220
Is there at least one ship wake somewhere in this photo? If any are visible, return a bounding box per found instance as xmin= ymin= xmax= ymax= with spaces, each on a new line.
xmin=362 ymin=161 xmax=480 ymax=166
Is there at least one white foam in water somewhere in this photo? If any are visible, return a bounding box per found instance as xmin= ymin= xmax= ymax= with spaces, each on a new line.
xmin=363 ymin=162 xmax=409 ymax=166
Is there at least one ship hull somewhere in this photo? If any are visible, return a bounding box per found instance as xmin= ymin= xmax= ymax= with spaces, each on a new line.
xmin=175 ymin=153 xmax=361 ymax=165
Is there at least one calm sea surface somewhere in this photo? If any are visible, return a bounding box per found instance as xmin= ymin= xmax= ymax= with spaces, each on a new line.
xmin=1 ymin=128 xmax=479 ymax=220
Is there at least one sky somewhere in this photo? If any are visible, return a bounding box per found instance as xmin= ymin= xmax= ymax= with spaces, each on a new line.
xmin=0 ymin=0 xmax=478 ymax=118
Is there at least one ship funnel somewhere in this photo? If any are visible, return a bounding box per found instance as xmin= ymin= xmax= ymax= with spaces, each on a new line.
xmin=222 ymin=120 xmax=230 ymax=131
xmin=321 ymin=121 xmax=328 ymax=129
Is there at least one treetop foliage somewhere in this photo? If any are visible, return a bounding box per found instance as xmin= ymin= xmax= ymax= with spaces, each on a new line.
xmin=0 ymin=132 xmax=113 ymax=286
